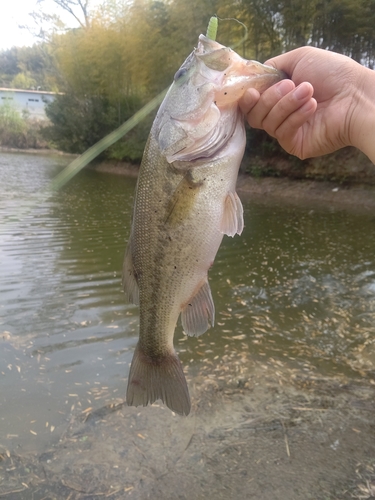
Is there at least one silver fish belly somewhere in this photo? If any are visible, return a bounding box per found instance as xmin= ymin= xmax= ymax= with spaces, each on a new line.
xmin=123 ymin=34 xmax=285 ymax=415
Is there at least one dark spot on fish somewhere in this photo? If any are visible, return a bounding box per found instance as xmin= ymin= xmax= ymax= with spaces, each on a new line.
xmin=224 ymin=92 xmax=227 ymax=95
xmin=133 ymin=269 xmax=140 ymax=281
xmin=174 ymin=265 xmax=177 ymax=269
xmin=174 ymin=67 xmax=187 ymax=81
xmin=188 ymin=303 xmax=192 ymax=307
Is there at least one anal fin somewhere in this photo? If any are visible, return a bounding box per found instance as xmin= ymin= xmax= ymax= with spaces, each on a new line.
xmin=181 ymin=280 xmax=215 ymax=337
xmin=122 ymin=243 xmax=139 ymax=305
xmin=220 ymin=191 xmax=244 ymax=237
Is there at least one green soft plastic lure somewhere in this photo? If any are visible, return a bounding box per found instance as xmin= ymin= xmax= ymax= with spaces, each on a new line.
xmin=206 ymin=16 xmax=218 ymax=40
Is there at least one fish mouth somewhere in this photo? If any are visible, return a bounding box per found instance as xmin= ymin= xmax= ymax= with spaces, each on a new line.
xmin=197 ymin=34 xmax=225 ymax=54
xmin=196 ymin=34 xmax=287 ymax=82
xmin=244 ymin=60 xmax=288 ymax=79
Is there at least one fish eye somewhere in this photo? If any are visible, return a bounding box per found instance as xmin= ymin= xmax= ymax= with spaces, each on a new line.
xmin=174 ymin=67 xmax=188 ymax=81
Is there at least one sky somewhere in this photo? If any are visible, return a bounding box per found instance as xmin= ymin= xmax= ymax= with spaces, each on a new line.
xmin=0 ymin=0 xmax=42 ymax=50
xmin=0 ymin=0 xmax=83 ymax=51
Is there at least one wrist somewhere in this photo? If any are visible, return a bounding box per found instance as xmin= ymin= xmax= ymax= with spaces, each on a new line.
xmin=350 ymin=66 xmax=375 ymax=163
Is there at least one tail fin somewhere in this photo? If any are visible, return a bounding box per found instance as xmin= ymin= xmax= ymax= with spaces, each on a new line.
xmin=126 ymin=343 xmax=191 ymax=416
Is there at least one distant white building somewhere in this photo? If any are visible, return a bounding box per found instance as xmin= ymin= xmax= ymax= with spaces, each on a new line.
xmin=0 ymin=88 xmax=59 ymax=120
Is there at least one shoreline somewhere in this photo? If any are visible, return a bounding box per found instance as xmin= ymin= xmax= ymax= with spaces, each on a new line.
xmin=2 ymin=147 xmax=374 ymax=212
xmin=0 ymin=146 xmax=78 ymax=157
xmin=237 ymin=175 xmax=375 ymax=213
xmin=92 ymin=160 xmax=375 ymax=212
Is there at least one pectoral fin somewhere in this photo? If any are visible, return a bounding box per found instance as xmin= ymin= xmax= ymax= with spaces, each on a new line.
xmin=181 ymin=280 xmax=215 ymax=337
xmin=122 ymin=243 xmax=139 ymax=305
xmin=220 ymin=191 xmax=244 ymax=237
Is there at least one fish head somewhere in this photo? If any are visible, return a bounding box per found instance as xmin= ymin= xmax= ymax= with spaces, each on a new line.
xmin=154 ymin=34 xmax=286 ymax=163
xmin=197 ymin=35 xmax=287 ymax=102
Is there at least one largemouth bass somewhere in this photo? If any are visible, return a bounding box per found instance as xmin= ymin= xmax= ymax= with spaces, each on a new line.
xmin=123 ymin=34 xmax=285 ymax=415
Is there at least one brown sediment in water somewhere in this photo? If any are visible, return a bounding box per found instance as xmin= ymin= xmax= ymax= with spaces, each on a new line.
xmin=1 ymin=349 xmax=374 ymax=499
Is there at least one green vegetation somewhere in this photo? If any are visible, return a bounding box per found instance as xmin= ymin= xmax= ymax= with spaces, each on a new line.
xmin=0 ymin=101 xmax=47 ymax=148
xmin=0 ymin=43 xmax=59 ymax=90
xmin=0 ymin=0 xmax=375 ymax=175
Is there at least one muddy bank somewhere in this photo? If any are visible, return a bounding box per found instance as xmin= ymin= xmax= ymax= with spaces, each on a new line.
xmin=91 ymin=160 xmax=140 ymax=178
xmin=0 ymin=146 xmax=77 ymax=157
xmin=2 ymin=146 xmax=375 ymax=210
xmin=237 ymin=175 xmax=375 ymax=213
xmin=92 ymin=159 xmax=375 ymax=213
xmin=1 ymin=349 xmax=374 ymax=500
xmin=245 ymin=147 xmax=375 ymax=186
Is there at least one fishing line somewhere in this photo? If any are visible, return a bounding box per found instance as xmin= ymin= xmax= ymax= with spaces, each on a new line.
xmin=215 ymin=16 xmax=249 ymax=51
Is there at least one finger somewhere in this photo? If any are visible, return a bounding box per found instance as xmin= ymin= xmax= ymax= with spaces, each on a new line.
xmin=239 ymin=88 xmax=260 ymax=115
xmin=275 ymin=98 xmax=317 ymax=142
xmin=245 ymin=79 xmax=295 ymax=129
xmin=260 ymin=82 xmax=314 ymax=136
xmin=275 ymin=99 xmax=317 ymax=159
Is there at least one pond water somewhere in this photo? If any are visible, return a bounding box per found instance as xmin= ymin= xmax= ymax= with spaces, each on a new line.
xmin=0 ymin=152 xmax=374 ymax=454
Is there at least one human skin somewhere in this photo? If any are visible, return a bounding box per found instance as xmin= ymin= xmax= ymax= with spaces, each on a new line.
xmin=240 ymin=46 xmax=375 ymax=164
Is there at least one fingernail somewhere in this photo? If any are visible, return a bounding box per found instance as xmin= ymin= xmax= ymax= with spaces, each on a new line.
xmin=275 ymin=80 xmax=293 ymax=97
xmin=293 ymin=83 xmax=310 ymax=100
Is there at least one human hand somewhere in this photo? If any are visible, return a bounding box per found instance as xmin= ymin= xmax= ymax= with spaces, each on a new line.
xmin=240 ymin=47 xmax=375 ymax=163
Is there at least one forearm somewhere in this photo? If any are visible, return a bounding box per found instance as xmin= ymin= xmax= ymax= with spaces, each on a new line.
xmin=350 ymin=66 xmax=375 ymax=164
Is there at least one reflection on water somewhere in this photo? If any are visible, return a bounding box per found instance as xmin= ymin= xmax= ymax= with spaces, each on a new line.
xmin=0 ymin=152 xmax=138 ymax=451
xmin=0 ymin=152 xmax=374 ymax=453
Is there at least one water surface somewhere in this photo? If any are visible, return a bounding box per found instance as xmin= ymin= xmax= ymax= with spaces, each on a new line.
xmin=0 ymin=152 xmax=374 ymax=453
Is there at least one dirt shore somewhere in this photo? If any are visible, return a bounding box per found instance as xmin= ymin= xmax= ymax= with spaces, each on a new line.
xmin=237 ymin=175 xmax=375 ymax=213
xmin=0 ymin=146 xmax=77 ymax=157
xmin=2 ymin=146 xmax=374 ymax=212
xmin=1 ymin=349 xmax=374 ymax=500
xmin=92 ymin=160 xmax=375 ymax=213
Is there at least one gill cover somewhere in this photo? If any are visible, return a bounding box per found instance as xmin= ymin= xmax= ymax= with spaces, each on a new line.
xmin=154 ymin=35 xmax=285 ymax=164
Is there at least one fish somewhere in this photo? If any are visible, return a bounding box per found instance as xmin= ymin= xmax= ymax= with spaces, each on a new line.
xmin=123 ymin=33 xmax=285 ymax=416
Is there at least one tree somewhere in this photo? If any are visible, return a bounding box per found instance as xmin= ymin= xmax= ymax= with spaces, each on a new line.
xmin=23 ymin=0 xmax=93 ymax=45
xmin=281 ymin=0 xmax=319 ymax=50
xmin=0 ymin=44 xmax=60 ymax=90
xmin=45 ymin=0 xmax=91 ymax=28
xmin=12 ymin=0 xmax=373 ymax=160
xmin=43 ymin=93 xmax=118 ymax=152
